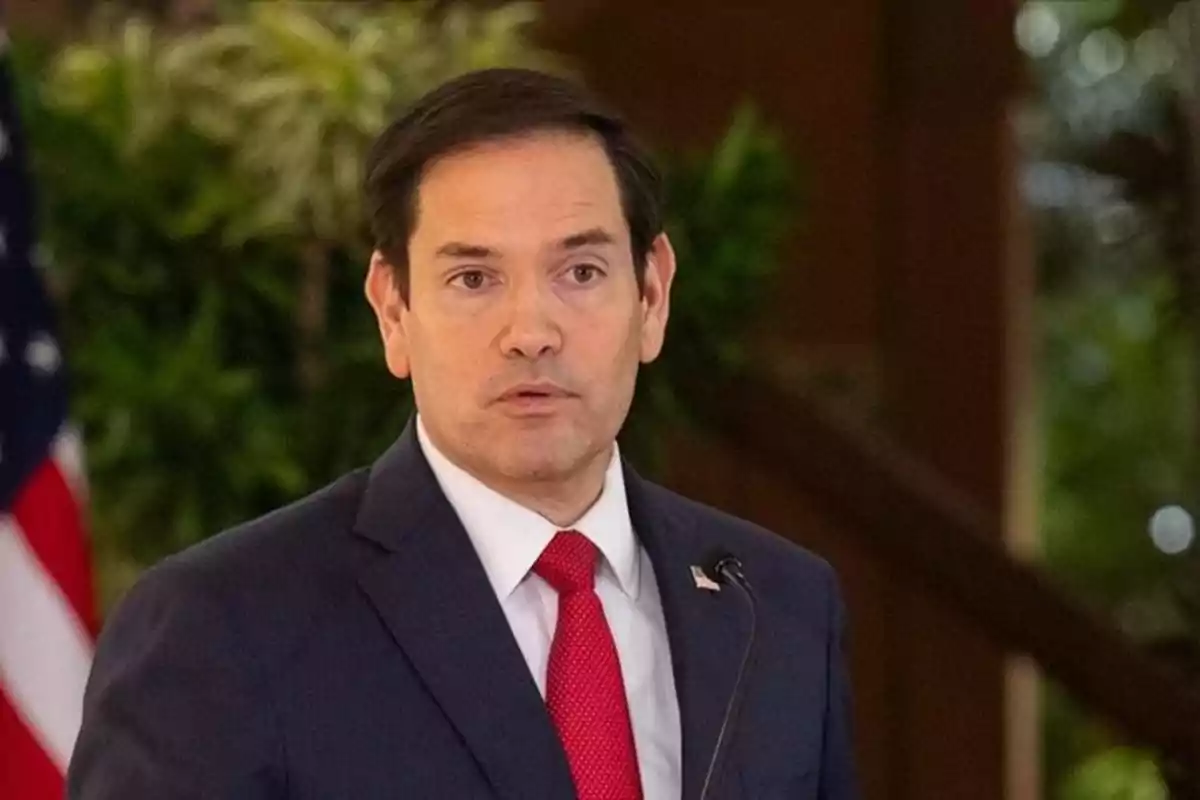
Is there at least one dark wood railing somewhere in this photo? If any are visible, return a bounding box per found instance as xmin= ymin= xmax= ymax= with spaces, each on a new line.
xmin=692 ymin=369 xmax=1200 ymax=788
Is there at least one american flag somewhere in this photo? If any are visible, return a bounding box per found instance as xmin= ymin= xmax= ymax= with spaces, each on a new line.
xmin=0 ymin=27 xmax=96 ymax=798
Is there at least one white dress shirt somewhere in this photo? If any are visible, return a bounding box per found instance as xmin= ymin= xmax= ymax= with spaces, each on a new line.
xmin=416 ymin=417 xmax=682 ymax=799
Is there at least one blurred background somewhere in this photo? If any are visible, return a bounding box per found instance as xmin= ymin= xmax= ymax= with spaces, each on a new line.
xmin=2 ymin=0 xmax=1200 ymax=797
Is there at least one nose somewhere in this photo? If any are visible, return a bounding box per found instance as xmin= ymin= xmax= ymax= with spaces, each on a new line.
xmin=497 ymin=279 xmax=562 ymax=360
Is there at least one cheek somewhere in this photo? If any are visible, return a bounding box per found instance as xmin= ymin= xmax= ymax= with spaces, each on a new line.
xmin=408 ymin=323 xmax=491 ymax=402
xmin=576 ymin=317 xmax=642 ymax=389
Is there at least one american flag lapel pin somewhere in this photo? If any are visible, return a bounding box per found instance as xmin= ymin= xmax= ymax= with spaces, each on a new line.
xmin=690 ymin=565 xmax=721 ymax=592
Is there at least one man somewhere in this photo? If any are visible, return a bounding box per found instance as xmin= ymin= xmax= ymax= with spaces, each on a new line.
xmin=68 ymin=68 xmax=858 ymax=799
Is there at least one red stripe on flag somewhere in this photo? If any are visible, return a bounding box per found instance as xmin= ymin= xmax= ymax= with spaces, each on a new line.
xmin=11 ymin=459 xmax=97 ymax=638
xmin=0 ymin=685 xmax=65 ymax=798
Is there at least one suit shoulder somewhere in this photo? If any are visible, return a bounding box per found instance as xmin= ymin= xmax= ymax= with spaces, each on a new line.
xmin=637 ymin=479 xmax=841 ymax=637
xmin=641 ymin=479 xmax=835 ymax=582
xmin=98 ymin=468 xmax=378 ymax=682
xmin=112 ymin=468 xmax=372 ymax=622
xmin=175 ymin=468 xmax=368 ymax=576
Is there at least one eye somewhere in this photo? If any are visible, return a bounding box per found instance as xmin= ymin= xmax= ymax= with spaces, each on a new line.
xmin=569 ymin=264 xmax=603 ymax=284
xmin=450 ymin=270 xmax=490 ymax=290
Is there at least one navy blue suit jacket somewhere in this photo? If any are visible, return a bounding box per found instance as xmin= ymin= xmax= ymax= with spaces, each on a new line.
xmin=68 ymin=422 xmax=858 ymax=799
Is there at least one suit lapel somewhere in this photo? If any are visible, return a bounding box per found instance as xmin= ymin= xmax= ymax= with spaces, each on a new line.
xmin=353 ymin=423 xmax=575 ymax=800
xmin=625 ymin=464 xmax=752 ymax=800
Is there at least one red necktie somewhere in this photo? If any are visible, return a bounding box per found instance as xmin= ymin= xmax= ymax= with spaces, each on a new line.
xmin=534 ymin=530 xmax=643 ymax=800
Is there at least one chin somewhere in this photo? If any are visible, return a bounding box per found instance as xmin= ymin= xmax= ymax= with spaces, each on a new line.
xmin=495 ymin=432 xmax=593 ymax=481
xmin=497 ymin=450 xmax=577 ymax=482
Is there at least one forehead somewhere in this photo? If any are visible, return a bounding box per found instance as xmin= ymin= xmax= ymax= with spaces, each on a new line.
xmin=411 ymin=132 xmax=627 ymax=247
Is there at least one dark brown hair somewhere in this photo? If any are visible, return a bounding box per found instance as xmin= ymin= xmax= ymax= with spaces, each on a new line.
xmin=363 ymin=68 xmax=663 ymax=300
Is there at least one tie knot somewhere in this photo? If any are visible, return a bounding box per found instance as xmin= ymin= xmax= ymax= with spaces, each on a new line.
xmin=534 ymin=530 xmax=598 ymax=594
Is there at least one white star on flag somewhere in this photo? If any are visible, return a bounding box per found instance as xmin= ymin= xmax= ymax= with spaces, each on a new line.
xmin=25 ymin=334 xmax=62 ymax=376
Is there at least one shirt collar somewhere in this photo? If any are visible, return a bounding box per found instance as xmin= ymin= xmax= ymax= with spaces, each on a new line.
xmin=416 ymin=415 xmax=640 ymax=600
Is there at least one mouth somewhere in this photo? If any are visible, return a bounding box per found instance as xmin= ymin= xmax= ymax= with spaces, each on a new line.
xmin=494 ymin=383 xmax=577 ymax=414
xmin=497 ymin=383 xmax=574 ymax=402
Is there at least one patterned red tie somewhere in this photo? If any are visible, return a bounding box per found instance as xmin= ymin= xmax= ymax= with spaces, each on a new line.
xmin=534 ymin=530 xmax=643 ymax=800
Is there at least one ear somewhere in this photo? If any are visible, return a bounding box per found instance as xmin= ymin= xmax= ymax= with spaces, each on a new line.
xmin=364 ymin=250 xmax=411 ymax=379
xmin=639 ymin=233 xmax=677 ymax=363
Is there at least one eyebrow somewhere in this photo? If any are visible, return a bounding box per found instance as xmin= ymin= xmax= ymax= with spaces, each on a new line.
xmin=557 ymin=227 xmax=617 ymax=251
xmin=435 ymin=242 xmax=500 ymax=260
xmin=433 ymin=228 xmax=618 ymax=260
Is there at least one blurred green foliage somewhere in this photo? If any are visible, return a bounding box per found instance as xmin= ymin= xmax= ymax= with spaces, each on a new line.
xmin=1061 ymin=747 xmax=1168 ymax=800
xmin=12 ymin=2 xmax=796 ymax=608
xmin=1040 ymin=273 xmax=1199 ymax=608
xmin=1037 ymin=274 xmax=1192 ymax=797
xmin=1020 ymin=0 xmax=1198 ymax=794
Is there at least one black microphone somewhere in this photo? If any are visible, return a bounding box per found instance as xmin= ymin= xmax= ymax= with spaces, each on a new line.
xmin=698 ymin=553 xmax=758 ymax=800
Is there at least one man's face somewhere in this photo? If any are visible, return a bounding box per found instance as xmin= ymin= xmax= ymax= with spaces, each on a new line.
xmin=366 ymin=131 xmax=675 ymax=487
